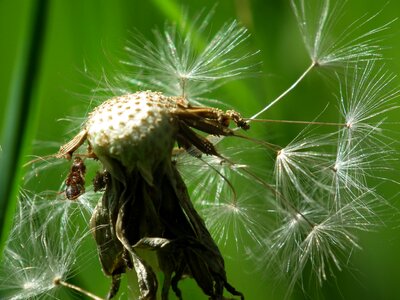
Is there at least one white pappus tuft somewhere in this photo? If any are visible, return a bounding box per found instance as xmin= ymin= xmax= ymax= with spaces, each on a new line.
xmin=338 ymin=61 xmax=400 ymax=142
xmin=291 ymin=0 xmax=396 ymax=67
xmin=0 ymin=191 xmax=92 ymax=300
xmin=118 ymin=9 xmax=260 ymax=105
xmin=175 ymin=139 xmax=270 ymax=252
xmin=260 ymin=58 xmax=399 ymax=295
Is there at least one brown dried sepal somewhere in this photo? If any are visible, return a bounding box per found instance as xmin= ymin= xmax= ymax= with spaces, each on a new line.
xmin=174 ymin=105 xmax=249 ymax=158
xmin=93 ymin=170 xmax=110 ymax=192
xmin=57 ymin=129 xmax=88 ymax=159
xmin=175 ymin=105 xmax=250 ymax=133
xmin=90 ymin=158 xmax=244 ymax=300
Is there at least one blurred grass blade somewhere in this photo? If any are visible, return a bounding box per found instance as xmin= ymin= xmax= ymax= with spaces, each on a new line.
xmin=0 ymin=0 xmax=49 ymax=252
xmin=151 ymin=0 xmax=182 ymax=24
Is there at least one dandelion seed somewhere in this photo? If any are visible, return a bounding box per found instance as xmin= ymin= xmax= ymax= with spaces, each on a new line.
xmin=274 ymin=129 xmax=334 ymax=204
xmin=294 ymin=193 xmax=380 ymax=284
xmin=291 ymin=0 xmax=395 ymax=67
xmin=175 ymin=138 xmax=254 ymax=204
xmin=249 ymin=0 xmax=395 ymax=121
xmin=263 ymin=191 xmax=380 ymax=296
xmin=119 ymin=9 xmax=259 ymax=104
xmin=338 ymin=61 xmax=400 ymax=142
xmin=201 ymin=193 xmax=269 ymax=252
xmin=0 ymin=195 xmax=92 ymax=300
xmin=13 ymin=188 xmax=98 ymax=235
xmin=329 ymin=129 xmax=394 ymax=209
xmin=175 ymin=140 xmax=270 ymax=252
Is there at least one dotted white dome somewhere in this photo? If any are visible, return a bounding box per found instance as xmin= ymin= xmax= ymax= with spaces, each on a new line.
xmin=86 ymin=91 xmax=178 ymax=172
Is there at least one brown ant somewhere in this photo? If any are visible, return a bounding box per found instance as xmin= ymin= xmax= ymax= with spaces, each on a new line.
xmin=65 ymin=156 xmax=86 ymax=200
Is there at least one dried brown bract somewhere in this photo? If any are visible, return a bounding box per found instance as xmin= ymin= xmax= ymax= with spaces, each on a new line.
xmin=93 ymin=171 xmax=109 ymax=192
xmin=58 ymin=91 xmax=247 ymax=299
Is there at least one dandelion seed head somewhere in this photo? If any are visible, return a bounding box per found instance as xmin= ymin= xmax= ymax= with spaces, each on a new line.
xmin=86 ymin=91 xmax=179 ymax=171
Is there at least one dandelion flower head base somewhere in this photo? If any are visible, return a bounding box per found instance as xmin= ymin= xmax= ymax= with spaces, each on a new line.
xmin=57 ymin=90 xmax=247 ymax=299
xmin=86 ymin=91 xmax=179 ymax=171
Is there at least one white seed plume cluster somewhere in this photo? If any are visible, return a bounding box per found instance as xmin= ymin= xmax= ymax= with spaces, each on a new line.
xmin=0 ymin=191 xmax=91 ymax=300
xmin=1 ymin=2 xmax=398 ymax=300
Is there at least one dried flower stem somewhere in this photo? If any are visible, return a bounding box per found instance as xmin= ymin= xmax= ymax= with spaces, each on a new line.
xmin=247 ymin=119 xmax=346 ymax=127
xmin=249 ymin=61 xmax=316 ymax=121
xmin=53 ymin=278 xmax=104 ymax=300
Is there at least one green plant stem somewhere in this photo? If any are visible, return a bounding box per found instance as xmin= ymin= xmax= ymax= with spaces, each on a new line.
xmin=151 ymin=0 xmax=182 ymax=25
xmin=0 ymin=0 xmax=49 ymax=253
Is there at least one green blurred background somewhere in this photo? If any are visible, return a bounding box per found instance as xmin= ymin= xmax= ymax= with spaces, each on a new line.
xmin=1 ymin=0 xmax=400 ymax=299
